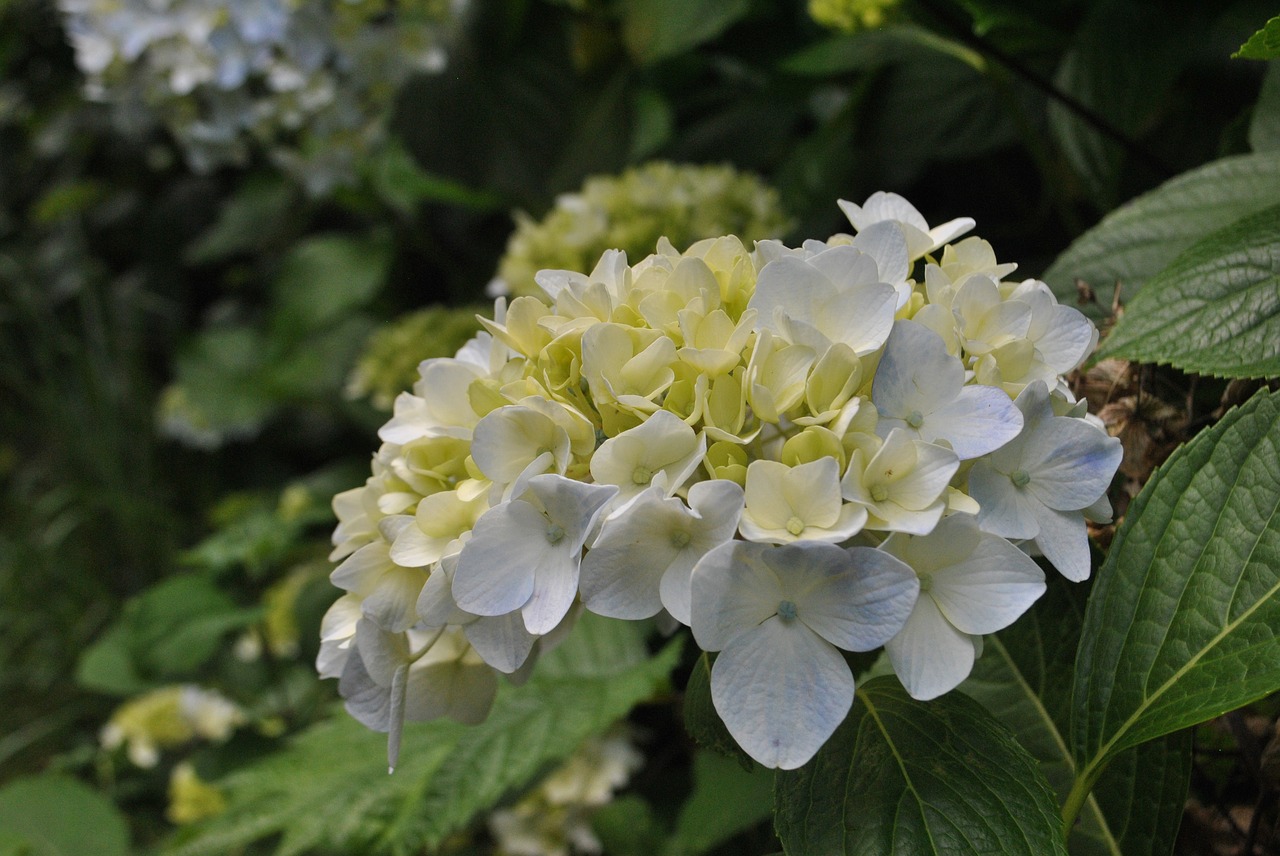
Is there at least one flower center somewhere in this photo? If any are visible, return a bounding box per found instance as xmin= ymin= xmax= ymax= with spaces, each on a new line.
xmin=670 ymin=529 xmax=691 ymax=549
xmin=777 ymin=600 xmax=798 ymax=621
xmin=1010 ymin=469 xmax=1031 ymax=488
xmin=785 ymin=516 xmax=805 ymax=536
xmin=632 ymin=465 xmax=653 ymax=485
xmin=870 ymin=483 xmax=889 ymax=503
xmin=906 ymin=410 xmax=924 ymax=429
xmin=918 ymin=573 xmax=933 ymax=593
xmin=545 ymin=524 xmax=566 ymax=544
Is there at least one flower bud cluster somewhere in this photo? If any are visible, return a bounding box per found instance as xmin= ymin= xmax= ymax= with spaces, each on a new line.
xmin=58 ymin=0 xmax=465 ymax=191
xmin=493 ymin=161 xmax=791 ymax=299
xmin=321 ymin=193 xmax=1121 ymax=770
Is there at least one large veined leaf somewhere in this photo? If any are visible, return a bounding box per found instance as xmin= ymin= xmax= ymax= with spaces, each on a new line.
xmin=1097 ymin=203 xmax=1280 ymax=378
xmin=774 ymin=676 xmax=1067 ymax=856
xmin=1040 ymin=152 xmax=1280 ymax=318
xmin=1070 ymin=389 xmax=1280 ymax=812
xmin=961 ymin=579 xmax=1190 ymax=856
xmin=163 ymin=615 xmax=680 ymax=856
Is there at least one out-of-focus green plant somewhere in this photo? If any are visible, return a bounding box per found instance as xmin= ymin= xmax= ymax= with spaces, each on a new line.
xmin=346 ymin=305 xmax=485 ymax=410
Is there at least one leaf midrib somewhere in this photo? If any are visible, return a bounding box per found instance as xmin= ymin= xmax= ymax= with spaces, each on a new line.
xmin=988 ymin=638 xmax=1120 ymax=856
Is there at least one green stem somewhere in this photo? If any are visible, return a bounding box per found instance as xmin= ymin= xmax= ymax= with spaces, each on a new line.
xmin=1061 ymin=756 xmax=1110 ymax=844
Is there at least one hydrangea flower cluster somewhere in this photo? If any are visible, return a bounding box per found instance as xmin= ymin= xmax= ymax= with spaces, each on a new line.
xmin=493 ymin=162 xmax=791 ymax=299
xmin=59 ymin=0 xmax=465 ymax=191
xmin=321 ymin=193 xmax=1121 ymax=770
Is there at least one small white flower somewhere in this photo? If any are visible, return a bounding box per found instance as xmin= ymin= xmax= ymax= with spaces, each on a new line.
xmin=579 ymin=479 xmax=744 ymax=624
xmin=589 ymin=410 xmax=706 ymax=511
xmin=452 ymin=474 xmax=617 ymax=635
xmin=838 ymin=191 xmax=975 ymax=261
xmin=872 ymin=320 xmax=1023 ymax=460
xmin=881 ymin=514 xmax=1046 ymax=700
xmin=968 ymin=381 xmax=1122 ymax=581
xmin=690 ymin=540 xmax=918 ymax=768
xmin=841 ymin=428 xmax=960 ymax=534
xmin=749 ymin=245 xmax=897 ymax=355
xmin=739 ymin=458 xmax=866 ymax=544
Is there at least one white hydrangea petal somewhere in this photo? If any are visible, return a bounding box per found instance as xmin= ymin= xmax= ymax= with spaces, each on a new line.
xmin=925 ymin=385 xmax=1023 ymax=460
xmin=1021 ymin=419 xmax=1122 ymax=511
xmin=590 ymin=410 xmax=704 ymax=503
xmin=579 ymin=489 xmax=678 ymax=620
xmin=464 ymin=612 xmax=538 ymax=673
xmin=891 ymin=442 xmax=960 ymax=510
xmin=354 ymin=619 xmax=410 ymax=687
xmin=452 ymin=500 xmax=548 ymax=616
xmin=870 ymin=501 xmax=946 ymax=535
xmin=710 ymin=617 xmax=854 ymax=770
xmin=791 ymin=544 xmax=919 ymax=651
xmin=1036 ymin=304 xmax=1097 ymax=372
xmin=525 ymin=474 xmax=619 ymax=551
xmin=360 ymin=565 xmax=429 ymax=632
xmin=1033 ymin=505 xmax=1093 ymax=582
xmin=659 ymin=479 xmax=744 ymax=625
xmin=330 ymin=540 xmax=391 ymax=593
xmin=406 ymin=652 xmax=498 ymax=726
xmin=471 ymin=406 xmax=569 ymax=484
xmin=927 ymin=533 xmax=1046 ymax=635
xmin=872 ymin=321 xmax=963 ymax=418
xmin=969 ymin=460 xmax=1040 ymax=539
xmin=339 ymin=645 xmax=395 ymax=733
xmin=804 ymin=245 xmax=881 ymax=292
xmin=742 ymin=460 xmax=795 ymax=529
xmin=885 ymin=594 xmax=979 ymax=701
xmin=522 ymin=548 xmax=584 ymax=635
xmin=690 ymin=541 xmax=785 ymax=651
xmin=849 ymin=221 xmax=910 ymax=295
xmin=782 ymin=458 xmax=844 ymax=529
xmin=815 ymin=285 xmax=898 ymax=355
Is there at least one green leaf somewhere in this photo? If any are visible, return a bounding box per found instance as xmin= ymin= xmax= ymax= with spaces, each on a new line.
xmin=1098 ymin=203 xmax=1280 ymax=378
xmin=1047 ymin=6 xmax=1189 ymax=206
xmin=76 ymin=575 xmax=258 ymax=690
xmin=1233 ymin=15 xmax=1280 ymax=60
xmin=1041 ymin=152 xmax=1280 ymax=318
xmin=621 ymin=0 xmax=750 ymax=65
xmin=184 ymin=175 xmax=297 ymax=264
xmin=592 ymin=795 xmax=667 ymax=856
xmin=682 ymin=653 xmax=752 ymax=769
xmin=774 ymin=676 xmax=1067 ymax=856
xmin=0 ymin=775 xmax=129 ymax=856
xmin=366 ymin=141 xmax=504 ymax=215
xmin=1070 ymin=389 xmax=1280 ymax=805
xmin=1249 ymin=62 xmax=1280 ymax=153
xmin=271 ymin=233 xmax=393 ymax=339
xmin=670 ymin=751 xmax=774 ymax=855
xmin=961 ymin=579 xmax=1190 ymax=856
xmin=163 ymin=614 xmax=681 ymax=856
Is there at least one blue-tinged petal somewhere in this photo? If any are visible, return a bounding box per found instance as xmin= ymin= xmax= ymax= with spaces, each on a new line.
xmin=927 ymin=531 xmax=1045 ymax=635
xmin=464 ymin=612 xmax=538 ymax=673
xmin=926 ymin=384 xmax=1023 ymax=460
xmin=885 ymin=594 xmax=979 ymax=700
xmin=690 ymin=541 xmax=784 ymax=651
xmin=1032 ymin=504 xmax=1092 ymax=582
xmin=524 ymin=474 xmax=618 ymax=551
xmin=792 ymin=544 xmax=919 ymax=652
xmin=872 ymin=321 xmax=963 ymax=419
xmin=360 ymin=565 xmax=429 ymax=632
xmin=1020 ymin=418 xmax=1122 ymax=511
xmin=579 ymin=489 xmax=679 ymax=620
xmin=969 ymin=459 xmax=1040 ymax=540
xmin=711 ymin=617 xmax=854 ymax=769
xmin=522 ymin=546 xmax=583 ymax=635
